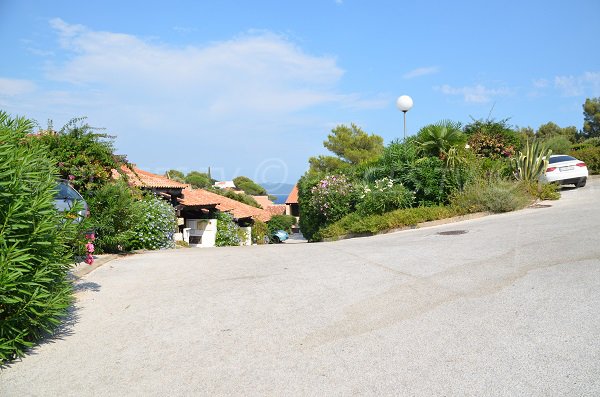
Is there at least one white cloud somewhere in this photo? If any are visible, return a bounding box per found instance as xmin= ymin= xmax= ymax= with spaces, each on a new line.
xmin=44 ymin=18 xmax=359 ymax=116
xmin=437 ymin=84 xmax=511 ymax=103
xmin=0 ymin=78 xmax=36 ymax=96
xmin=554 ymin=72 xmax=600 ymax=97
xmin=532 ymin=78 xmax=549 ymax=89
xmin=403 ymin=66 xmax=439 ymax=79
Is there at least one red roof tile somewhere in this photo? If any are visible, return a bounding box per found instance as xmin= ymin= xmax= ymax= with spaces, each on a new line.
xmin=285 ymin=184 xmax=299 ymax=204
xmin=181 ymin=187 xmax=272 ymax=222
xmin=252 ymin=195 xmax=275 ymax=209
xmin=265 ymin=205 xmax=286 ymax=216
xmin=112 ymin=166 xmax=187 ymax=189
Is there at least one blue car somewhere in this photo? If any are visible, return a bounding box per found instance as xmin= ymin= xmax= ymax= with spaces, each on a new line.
xmin=270 ymin=230 xmax=289 ymax=244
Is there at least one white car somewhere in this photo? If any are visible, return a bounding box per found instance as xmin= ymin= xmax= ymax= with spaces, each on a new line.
xmin=543 ymin=155 xmax=588 ymax=188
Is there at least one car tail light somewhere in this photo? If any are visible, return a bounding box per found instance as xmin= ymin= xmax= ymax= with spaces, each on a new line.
xmin=576 ymin=162 xmax=586 ymax=167
xmin=546 ymin=167 xmax=556 ymax=172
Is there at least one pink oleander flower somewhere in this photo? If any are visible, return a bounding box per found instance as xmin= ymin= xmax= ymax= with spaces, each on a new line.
xmin=85 ymin=232 xmax=95 ymax=241
xmin=68 ymin=174 xmax=75 ymax=181
xmin=86 ymin=242 xmax=95 ymax=253
xmin=84 ymin=253 xmax=94 ymax=265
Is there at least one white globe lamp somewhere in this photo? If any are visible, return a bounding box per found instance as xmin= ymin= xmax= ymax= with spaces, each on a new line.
xmin=396 ymin=95 xmax=413 ymax=139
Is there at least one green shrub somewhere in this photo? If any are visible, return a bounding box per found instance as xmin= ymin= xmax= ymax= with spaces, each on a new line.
xmin=0 ymin=112 xmax=79 ymax=363
xmin=86 ymin=180 xmax=143 ymax=253
xmin=267 ymin=214 xmax=297 ymax=233
xmin=356 ymin=178 xmax=414 ymax=215
xmin=570 ymin=146 xmax=600 ymax=174
xmin=542 ymin=135 xmax=572 ymax=154
xmin=316 ymin=205 xmax=458 ymax=240
xmin=450 ymin=179 xmax=532 ymax=213
xmin=233 ymin=176 xmax=268 ymax=196
xmin=215 ymin=212 xmax=242 ymax=247
xmin=128 ymin=194 xmax=176 ymax=250
xmin=251 ymin=220 xmax=269 ymax=244
xmin=523 ymin=181 xmax=561 ymax=201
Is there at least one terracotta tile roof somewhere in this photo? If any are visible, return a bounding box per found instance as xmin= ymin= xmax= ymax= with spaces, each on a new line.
xmin=252 ymin=195 xmax=275 ymax=209
xmin=112 ymin=165 xmax=187 ymax=189
xmin=285 ymin=184 xmax=299 ymax=204
xmin=265 ymin=205 xmax=286 ymax=216
xmin=181 ymin=187 xmax=272 ymax=222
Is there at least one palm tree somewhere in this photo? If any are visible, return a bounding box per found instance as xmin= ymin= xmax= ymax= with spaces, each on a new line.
xmin=416 ymin=120 xmax=466 ymax=158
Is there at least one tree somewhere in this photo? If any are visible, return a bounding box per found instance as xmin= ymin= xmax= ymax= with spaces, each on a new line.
xmin=308 ymin=124 xmax=384 ymax=173
xmin=583 ymin=97 xmax=600 ymax=138
xmin=185 ymin=171 xmax=213 ymax=189
xmin=165 ymin=169 xmax=185 ymax=183
xmin=536 ymin=122 xmax=577 ymax=142
xmin=34 ymin=118 xmax=126 ymax=193
xmin=416 ymin=119 xmax=465 ymax=158
xmin=233 ymin=176 xmax=267 ymax=196
xmin=323 ymin=123 xmax=384 ymax=164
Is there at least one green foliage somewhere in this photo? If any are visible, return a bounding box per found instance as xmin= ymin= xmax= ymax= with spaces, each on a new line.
xmin=450 ymin=179 xmax=532 ymax=213
xmin=298 ymin=172 xmax=326 ymax=241
xmin=464 ymin=118 xmax=519 ymax=158
xmin=416 ymin=119 xmax=466 ymax=158
xmin=306 ymin=174 xmax=355 ymax=232
xmin=308 ymin=123 xmax=384 ymax=173
xmin=251 ymin=220 xmax=269 ymax=245
xmin=215 ymin=212 xmax=241 ymax=247
xmin=233 ymin=176 xmax=268 ymax=196
xmin=512 ymin=140 xmax=552 ymax=182
xmin=315 ymin=206 xmax=459 ymax=241
xmin=583 ymin=97 xmax=600 ymax=138
xmin=215 ymin=189 xmax=261 ymax=208
xmin=165 ymin=169 xmax=185 ymax=183
xmin=536 ymin=122 xmax=577 ymax=142
xmin=267 ymin=215 xmax=297 ymax=234
xmin=571 ymin=137 xmax=600 ymax=151
xmin=570 ymin=146 xmax=600 ymax=174
xmin=85 ymin=180 xmax=143 ymax=253
xmin=355 ymin=178 xmax=414 ymax=216
xmin=0 ymin=111 xmax=79 ymax=363
xmin=127 ymin=194 xmax=176 ymax=250
xmin=308 ymin=155 xmax=351 ymax=174
xmin=523 ymin=181 xmax=561 ymax=201
xmin=185 ymin=171 xmax=213 ymax=189
xmin=542 ymin=135 xmax=572 ymax=154
xmin=34 ymin=118 xmax=125 ymax=193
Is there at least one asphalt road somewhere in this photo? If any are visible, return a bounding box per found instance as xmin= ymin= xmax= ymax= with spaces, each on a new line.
xmin=2 ymin=179 xmax=600 ymax=396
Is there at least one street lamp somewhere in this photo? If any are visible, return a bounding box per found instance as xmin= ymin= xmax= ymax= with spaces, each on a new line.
xmin=396 ymin=95 xmax=413 ymax=140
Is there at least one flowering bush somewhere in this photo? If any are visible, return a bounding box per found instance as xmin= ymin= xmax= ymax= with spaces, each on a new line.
xmin=356 ymin=177 xmax=415 ymax=215
xmin=215 ymin=212 xmax=242 ymax=246
xmin=308 ymin=175 xmax=355 ymax=223
xmin=467 ymin=132 xmax=515 ymax=159
xmin=128 ymin=194 xmax=177 ymax=250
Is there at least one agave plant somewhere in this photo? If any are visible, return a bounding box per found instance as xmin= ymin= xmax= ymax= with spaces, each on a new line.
xmin=416 ymin=119 xmax=466 ymax=158
xmin=512 ymin=140 xmax=552 ymax=182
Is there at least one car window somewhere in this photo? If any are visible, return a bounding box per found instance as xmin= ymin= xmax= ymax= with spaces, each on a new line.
xmin=549 ymin=155 xmax=575 ymax=164
xmin=55 ymin=182 xmax=83 ymax=200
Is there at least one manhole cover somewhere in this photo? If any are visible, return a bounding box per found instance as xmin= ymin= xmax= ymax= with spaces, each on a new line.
xmin=437 ymin=230 xmax=468 ymax=236
xmin=530 ymin=204 xmax=552 ymax=208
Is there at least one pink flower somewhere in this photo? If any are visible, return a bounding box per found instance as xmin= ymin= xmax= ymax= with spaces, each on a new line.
xmin=85 ymin=232 xmax=95 ymax=241
xmin=68 ymin=175 xmax=75 ymax=181
xmin=84 ymin=253 xmax=94 ymax=265
xmin=86 ymin=243 xmax=95 ymax=253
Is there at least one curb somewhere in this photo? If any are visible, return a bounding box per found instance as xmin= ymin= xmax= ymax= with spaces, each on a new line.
xmin=70 ymin=254 xmax=121 ymax=279
xmin=322 ymin=212 xmax=491 ymax=242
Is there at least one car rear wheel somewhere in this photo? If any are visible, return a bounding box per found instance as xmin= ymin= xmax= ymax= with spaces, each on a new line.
xmin=272 ymin=236 xmax=280 ymax=244
xmin=576 ymin=177 xmax=587 ymax=188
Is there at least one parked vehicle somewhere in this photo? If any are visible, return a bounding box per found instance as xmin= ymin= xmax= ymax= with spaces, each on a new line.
xmin=542 ymin=155 xmax=588 ymax=187
xmin=270 ymin=229 xmax=289 ymax=244
xmin=53 ymin=180 xmax=89 ymax=221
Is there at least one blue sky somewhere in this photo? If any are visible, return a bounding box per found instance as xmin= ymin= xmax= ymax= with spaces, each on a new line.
xmin=1 ymin=1 xmax=599 ymax=184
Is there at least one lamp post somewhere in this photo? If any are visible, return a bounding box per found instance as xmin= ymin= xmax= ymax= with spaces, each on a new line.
xmin=396 ymin=95 xmax=413 ymax=140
